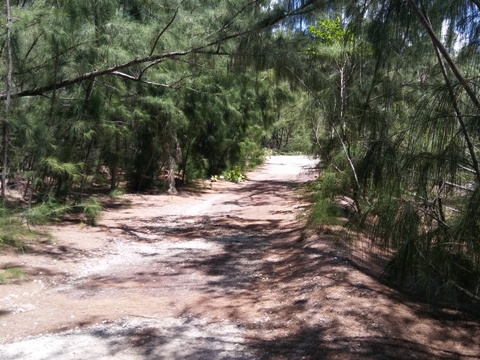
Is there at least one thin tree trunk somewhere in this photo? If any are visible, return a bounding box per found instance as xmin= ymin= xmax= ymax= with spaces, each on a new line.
xmin=1 ymin=116 xmax=8 ymax=201
xmin=332 ymin=125 xmax=362 ymax=200
xmin=285 ymin=122 xmax=294 ymax=148
xmin=181 ymin=141 xmax=192 ymax=183
xmin=2 ymin=0 xmax=13 ymax=201
xmin=310 ymin=117 xmax=328 ymax=161
xmin=166 ymin=130 xmax=179 ymax=195
xmin=167 ymin=155 xmax=177 ymax=195
xmin=22 ymin=155 xmax=35 ymax=205
xmin=279 ymin=128 xmax=284 ymax=150
xmin=339 ymin=62 xmax=347 ymax=135
xmin=110 ymin=132 xmax=120 ymax=190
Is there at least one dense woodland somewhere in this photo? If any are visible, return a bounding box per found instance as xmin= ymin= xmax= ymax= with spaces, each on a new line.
xmin=1 ymin=1 xmax=480 ymax=308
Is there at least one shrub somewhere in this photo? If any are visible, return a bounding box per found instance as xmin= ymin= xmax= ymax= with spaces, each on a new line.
xmin=22 ymin=198 xmax=70 ymax=225
xmin=308 ymin=169 xmax=348 ymax=227
xmin=224 ymin=168 xmax=246 ymax=183
xmin=80 ymin=197 xmax=103 ymax=225
xmin=0 ymin=207 xmax=32 ymax=250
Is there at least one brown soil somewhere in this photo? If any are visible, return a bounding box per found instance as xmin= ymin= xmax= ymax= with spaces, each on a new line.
xmin=0 ymin=155 xmax=479 ymax=360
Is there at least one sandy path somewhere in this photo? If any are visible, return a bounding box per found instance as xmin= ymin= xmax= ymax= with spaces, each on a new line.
xmin=0 ymin=155 xmax=479 ymax=360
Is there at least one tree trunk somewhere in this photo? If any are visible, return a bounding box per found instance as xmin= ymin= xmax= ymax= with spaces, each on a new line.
xmin=167 ymin=156 xmax=177 ymax=195
xmin=181 ymin=141 xmax=192 ymax=183
xmin=110 ymin=132 xmax=121 ymax=190
xmin=2 ymin=0 xmax=13 ymax=201
xmin=339 ymin=62 xmax=347 ymax=136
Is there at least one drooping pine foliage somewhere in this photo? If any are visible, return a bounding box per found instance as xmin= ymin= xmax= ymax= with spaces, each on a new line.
xmin=300 ymin=1 xmax=480 ymax=305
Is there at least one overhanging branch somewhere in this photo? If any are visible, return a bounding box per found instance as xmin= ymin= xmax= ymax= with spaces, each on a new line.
xmin=0 ymin=0 xmax=318 ymax=100
xmin=0 ymin=51 xmax=189 ymax=99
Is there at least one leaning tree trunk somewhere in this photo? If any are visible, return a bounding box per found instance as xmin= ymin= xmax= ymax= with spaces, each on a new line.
xmin=407 ymin=0 xmax=480 ymax=112
xmin=432 ymin=39 xmax=480 ymax=184
xmin=2 ymin=0 xmax=13 ymax=201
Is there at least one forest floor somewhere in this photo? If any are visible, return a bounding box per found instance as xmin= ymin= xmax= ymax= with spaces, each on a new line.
xmin=0 ymin=155 xmax=479 ymax=360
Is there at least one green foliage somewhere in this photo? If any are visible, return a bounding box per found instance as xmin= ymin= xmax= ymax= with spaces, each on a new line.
xmin=315 ymin=169 xmax=350 ymax=199
xmin=239 ymin=139 xmax=265 ymax=168
xmin=239 ymin=125 xmax=266 ymax=168
xmin=307 ymin=17 xmax=353 ymax=49
xmin=365 ymin=192 xmax=480 ymax=300
xmin=223 ymin=168 xmax=246 ymax=183
xmin=109 ymin=189 xmax=125 ymax=198
xmin=0 ymin=267 xmax=26 ymax=284
xmin=264 ymin=90 xmax=313 ymax=154
xmin=0 ymin=207 xmax=29 ymax=249
xmin=21 ymin=195 xmax=102 ymax=226
xmin=38 ymin=157 xmax=84 ymax=191
xmin=22 ymin=199 xmax=71 ymax=225
xmin=2 ymin=0 xmax=302 ymax=198
xmin=308 ymin=169 xmax=349 ymax=228
xmin=291 ymin=1 xmax=480 ymax=305
xmin=308 ymin=196 xmax=342 ymax=228
xmin=184 ymin=156 xmax=210 ymax=181
xmin=79 ymin=197 xmax=103 ymax=226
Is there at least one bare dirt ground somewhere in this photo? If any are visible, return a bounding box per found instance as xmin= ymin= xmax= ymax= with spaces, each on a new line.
xmin=0 ymin=155 xmax=479 ymax=360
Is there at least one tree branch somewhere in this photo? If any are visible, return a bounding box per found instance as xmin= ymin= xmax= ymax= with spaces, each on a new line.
xmin=0 ymin=51 xmax=189 ymax=99
xmin=111 ymin=71 xmax=188 ymax=89
xmin=0 ymin=0 xmax=318 ymax=100
xmin=285 ymin=65 xmax=365 ymax=207
xmin=149 ymin=5 xmax=180 ymax=57
xmin=111 ymin=71 xmax=171 ymax=87
xmin=204 ymin=0 xmax=259 ymax=41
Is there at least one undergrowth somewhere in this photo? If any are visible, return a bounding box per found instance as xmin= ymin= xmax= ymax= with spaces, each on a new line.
xmin=310 ymin=166 xmax=480 ymax=312
xmin=223 ymin=168 xmax=246 ymax=183
xmin=0 ymin=267 xmax=26 ymax=284
xmin=22 ymin=196 xmax=103 ymax=226
xmin=307 ymin=168 xmax=350 ymax=228
xmin=0 ymin=207 xmax=31 ymax=250
xmin=0 ymin=194 xmax=103 ymax=253
xmin=80 ymin=197 xmax=103 ymax=225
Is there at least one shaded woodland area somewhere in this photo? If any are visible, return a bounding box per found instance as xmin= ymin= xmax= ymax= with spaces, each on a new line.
xmin=1 ymin=1 xmax=480 ymax=312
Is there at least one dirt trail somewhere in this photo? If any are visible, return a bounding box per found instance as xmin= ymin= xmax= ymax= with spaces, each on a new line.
xmin=0 ymin=155 xmax=479 ymax=359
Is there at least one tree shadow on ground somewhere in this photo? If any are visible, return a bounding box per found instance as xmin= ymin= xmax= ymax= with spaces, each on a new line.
xmin=251 ymin=328 xmax=480 ymax=360
xmin=86 ymin=317 xmax=255 ymax=360
xmin=15 ymin=172 xmax=477 ymax=359
xmin=184 ymin=226 xmax=480 ymax=359
xmin=174 ymin=190 xmax=479 ymax=360
xmin=96 ymin=175 xmax=480 ymax=360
